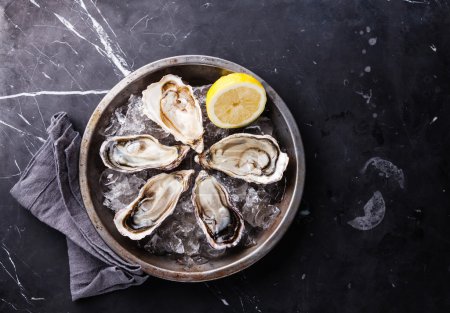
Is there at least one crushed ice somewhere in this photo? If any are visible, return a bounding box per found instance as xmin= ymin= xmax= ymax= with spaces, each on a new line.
xmin=101 ymin=95 xmax=172 ymax=142
xmin=100 ymin=85 xmax=285 ymax=266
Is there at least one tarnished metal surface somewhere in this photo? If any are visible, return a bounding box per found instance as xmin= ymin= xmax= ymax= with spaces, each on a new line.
xmin=79 ymin=55 xmax=305 ymax=282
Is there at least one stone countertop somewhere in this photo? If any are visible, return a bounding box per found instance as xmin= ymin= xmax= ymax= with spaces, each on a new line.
xmin=0 ymin=0 xmax=449 ymax=312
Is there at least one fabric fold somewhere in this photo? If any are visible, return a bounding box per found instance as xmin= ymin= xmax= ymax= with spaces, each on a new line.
xmin=10 ymin=112 xmax=148 ymax=301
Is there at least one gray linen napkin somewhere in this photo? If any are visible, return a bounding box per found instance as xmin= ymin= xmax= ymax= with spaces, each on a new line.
xmin=10 ymin=112 xmax=148 ymax=300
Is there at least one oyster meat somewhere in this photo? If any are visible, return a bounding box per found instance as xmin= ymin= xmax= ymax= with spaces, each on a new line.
xmin=142 ymin=74 xmax=204 ymax=153
xmin=195 ymin=133 xmax=289 ymax=184
xmin=192 ymin=170 xmax=244 ymax=249
xmin=114 ymin=170 xmax=194 ymax=240
xmin=100 ymin=134 xmax=190 ymax=173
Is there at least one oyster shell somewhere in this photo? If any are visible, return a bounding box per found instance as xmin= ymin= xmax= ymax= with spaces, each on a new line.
xmin=100 ymin=134 xmax=190 ymax=173
xmin=114 ymin=170 xmax=194 ymax=240
xmin=142 ymin=74 xmax=204 ymax=153
xmin=195 ymin=133 xmax=289 ymax=184
xmin=192 ymin=170 xmax=244 ymax=249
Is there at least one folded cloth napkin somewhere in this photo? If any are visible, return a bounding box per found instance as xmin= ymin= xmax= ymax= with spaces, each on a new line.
xmin=10 ymin=112 xmax=148 ymax=300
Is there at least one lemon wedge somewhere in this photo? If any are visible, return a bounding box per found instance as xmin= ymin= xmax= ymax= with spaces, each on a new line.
xmin=206 ymin=73 xmax=267 ymax=128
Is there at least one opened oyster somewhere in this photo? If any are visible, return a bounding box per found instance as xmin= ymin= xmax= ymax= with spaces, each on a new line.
xmin=142 ymin=74 xmax=204 ymax=153
xmin=195 ymin=133 xmax=289 ymax=184
xmin=192 ymin=171 xmax=244 ymax=249
xmin=100 ymin=134 xmax=190 ymax=173
xmin=114 ymin=170 xmax=194 ymax=240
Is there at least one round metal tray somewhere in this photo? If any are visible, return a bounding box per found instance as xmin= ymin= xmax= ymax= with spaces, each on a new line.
xmin=79 ymin=55 xmax=305 ymax=282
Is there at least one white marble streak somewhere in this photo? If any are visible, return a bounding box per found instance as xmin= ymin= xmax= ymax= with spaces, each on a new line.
xmin=0 ymin=299 xmax=33 ymax=313
xmin=54 ymin=13 xmax=108 ymax=59
xmin=130 ymin=14 xmax=149 ymax=32
xmin=355 ymin=89 xmax=372 ymax=104
xmin=14 ymin=160 xmax=22 ymax=174
xmin=60 ymin=66 xmax=84 ymax=90
xmin=0 ymin=125 xmax=39 ymax=157
xmin=0 ymin=120 xmax=46 ymax=143
xmin=403 ymin=0 xmax=427 ymax=3
xmin=17 ymin=114 xmax=31 ymax=126
xmin=24 ymin=135 xmax=39 ymax=152
xmin=183 ymin=30 xmax=192 ymax=39
xmin=77 ymin=0 xmax=130 ymax=76
xmin=41 ymin=72 xmax=52 ymax=80
xmin=22 ymin=139 xmax=35 ymax=157
xmin=14 ymin=226 xmax=22 ymax=239
xmin=1 ymin=245 xmax=30 ymax=305
xmin=0 ymin=299 xmax=19 ymax=311
xmin=29 ymin=0 xmax=40 ymax=7
xmin=54 ymin=12 xmax=129 ymax=76
xmin=89 ymin=0 xmax=117 ymax=37
xmin=28 ymin=43 xmax=59 ymax=67
xmin=0 ymin=129 xmax=23 ymax=177
xmin=0 ymin=173 xmax=21 ymax=179
xmin=54 ymin=13 xmax=88 ymax=41
xmin=51 ymin=40 xmax=79 ymax=55
xmin=239 ymin=296 xmax=245 ymax=312
xmin=0 ymin=128 xmax=29 ymax=166
xmin=0 ymin=90 xmax=109 ymax=100
xmin=32 ymin=97 xmax=46 ymax=129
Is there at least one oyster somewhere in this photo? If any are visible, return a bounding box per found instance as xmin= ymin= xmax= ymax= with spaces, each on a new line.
xmin=195 ymin=133 xmax=289 ymax=184
xmin=192 ymin=170 xmax=244 ymax=249
xmin=100 ymin=134 xmax=189 ymax=173
xmin=142 ymin=74 xmax=204 ymax=153
xmin=114 ymin=170 xmax=194 ymax=240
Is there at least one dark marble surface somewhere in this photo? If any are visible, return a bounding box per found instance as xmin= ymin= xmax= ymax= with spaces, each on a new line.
xmin=1 ymin=0 xmax=449 ymax=312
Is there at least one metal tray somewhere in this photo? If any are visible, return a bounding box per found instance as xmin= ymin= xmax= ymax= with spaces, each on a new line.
xmin=79 ymin=55 xmax=305 ymax=281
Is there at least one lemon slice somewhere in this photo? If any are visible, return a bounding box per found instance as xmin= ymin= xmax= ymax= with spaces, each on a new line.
xmin=206 ymin=73 xmax=267 ymax=128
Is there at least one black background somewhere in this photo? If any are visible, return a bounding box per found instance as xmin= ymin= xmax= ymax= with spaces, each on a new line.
xmin=0 ymin=0 xmax=449 ymax=312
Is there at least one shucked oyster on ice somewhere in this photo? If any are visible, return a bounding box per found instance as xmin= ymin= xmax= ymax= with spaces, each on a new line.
xmin=192 ymin=170 xmax=244 ymax=249
xmin=100 ymin=134 xmax=190 ymax=173
xmin=195 ymin=133 xmax=289 ymax=184
xmin=142 ymin=74 xmax=204 ymax=153
xmin=114 ymin=170 xmax=194 ymax=240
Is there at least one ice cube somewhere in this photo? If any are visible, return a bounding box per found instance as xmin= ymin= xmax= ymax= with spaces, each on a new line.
xmin=192 ymin=255 xmax=209 ymax=265
xmin=263 ymin=178 xmax=287 ymax=204
xmin=254 ymin=205 xmax=280 ymax=229
xmin=243 ymin=116 xmax=273 ymax=136
xmin=177 ymin=255 xmax=195 ymax=268
xmin=143 ymin=119 xmax=170 ymax=140
xmin=99 ymin=169 xmax=123 ymax=191
xmin=241 ymin=187 xmax=280 ymax=229
xmin=213 ymin=172 xmax=248 ymax=206
xmin=192 ymin=84 xmax=211 ymax=104
xmin=174 ymin=217 xmax=197 ymax=238
xmin=201 ymin=241 xmax=226 ymax=259
xmin=242 ymin=227 xmax=258 ymax=247
xmin=169 ymin=236 xmax=185 ymax=254
xmin=100 ymin=106 xmax=127 ymax=136
xmin=177 ymin=193 xmax=194 ymax=213
xmin=183 ymin=236 xmax=201 ymax=256
xmin=127 ymin=174 xmax=146 ymax=191
xmin=116 ymin=95 xmax=146 ymax=135
xmin=101 ymin=169 xmax=145 ymax=212
xmin=144 ymin=234 xmax=165 ymax=255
